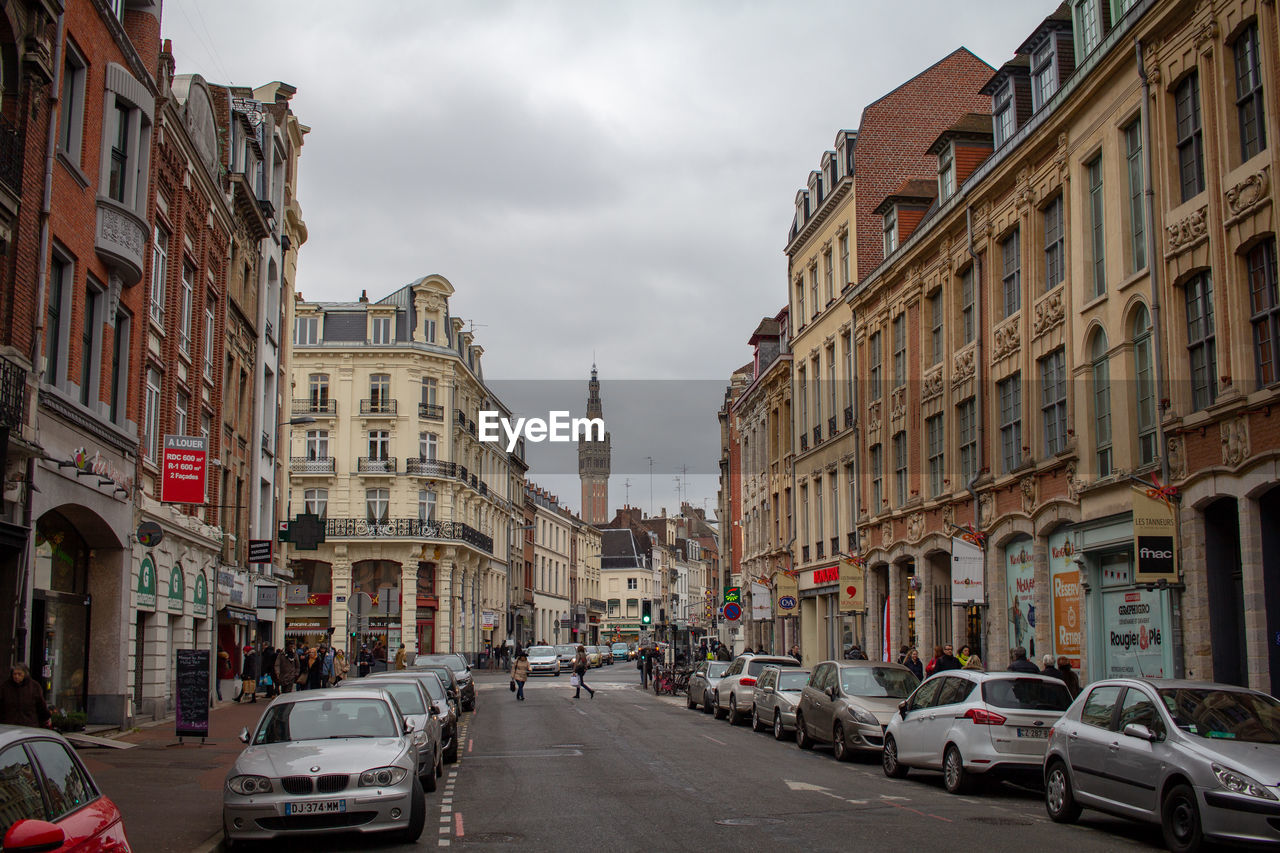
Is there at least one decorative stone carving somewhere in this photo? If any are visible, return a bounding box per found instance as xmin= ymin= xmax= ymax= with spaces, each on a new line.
xmin=1220 ymin=415 xmax=1250 ymax=467
xmin=907 ymin=512 xmax=925 ymax=543
xmin=1225 ymin=169 xmax=1269 ymax=222
xmin=96 ymin=202 xmax=147 ymax=286
xmin=942 ymin=504 xmax=956 ymax=532
xmin=1165 ymin=206 xmax=1208 ymax=257
xmin=1167 ymin=435 xmax=1187 ymax=480
xmin=1194 ymin=18 xmax=1219 ymax=49
xmin=1032 ymin=288 xmax=1065 ymax=338
xmin=866 ymin=401 xmax=882 ymax=434
xmin=979 ymin=493 xmax=995 ymax=527
xmin=890 ymin=385 xmax=907 ymax=421
xmin=880 ymin=520 xmax=893 ymax=549
xmin=953 ymin=346 xmax=976 ymax=384
xmin=993 ymin=316 xmax=1021 ymax=361
xmin=1020 ymin=477 xmax=1037 ymax=515
xmin=922 ymin=366 xmax=944 ymax=403
xmin=1065 ymin=462 xmax=1081 ymax=503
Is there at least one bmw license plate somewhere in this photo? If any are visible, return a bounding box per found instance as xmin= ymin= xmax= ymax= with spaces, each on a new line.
xmin=285 ymin=800 xmax=346 ymax=815
xmin=1016 ymin=727 xmax=1048 ymax=739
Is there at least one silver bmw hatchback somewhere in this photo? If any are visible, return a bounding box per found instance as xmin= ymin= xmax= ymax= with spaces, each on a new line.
xmin=1044 ymin=678 xmax=1280 ymax=852
xmin=222 ymin=688 xmax=426 ymax=848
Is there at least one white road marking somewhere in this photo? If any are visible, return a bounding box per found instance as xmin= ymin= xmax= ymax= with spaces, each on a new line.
xmin=703 ymin=735 xmax=726 ymax=745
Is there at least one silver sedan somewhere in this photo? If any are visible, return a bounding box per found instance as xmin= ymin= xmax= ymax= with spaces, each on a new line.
xmin=685 ymin=660 xmax=730 ymax=713
xmin=751 ymin=666 xmax=811 ymax=740
xmin=1044 ymin=678 xmax=1280 ymax=852
xmin=222 ymin=688 xmax=426 ymax=848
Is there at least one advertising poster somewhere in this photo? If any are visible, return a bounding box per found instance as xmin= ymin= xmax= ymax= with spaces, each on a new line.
xmin=1047 ymin=530 xmax=1081 ymax=670
xmin=1005 ymin=536 xmax=1036 ymax=658
xmin=1102 ymin=588 xmax=1172 ymax=678
xmin=774 ymin=570 xmax=798 ymax=615
xmin=950 ymin=537 xmax=984 ymax=604
xmin=838 ymin=557 xmax=865 ymax=613
xmin=160 ymin=435 xmax=208 ymax=504
xmin=750 ymin=582 xmax=772 ymax=620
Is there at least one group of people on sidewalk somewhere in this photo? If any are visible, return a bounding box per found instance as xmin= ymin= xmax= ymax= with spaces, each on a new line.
xmin=892 ymin=643 xmax=1081 ymax=697
xmin=233 ymin=641 xmax=354 ymax=703
xmin=508 ymin=645 xmax=596 ymax=700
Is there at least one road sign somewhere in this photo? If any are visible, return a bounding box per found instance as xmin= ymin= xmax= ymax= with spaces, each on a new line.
xmin=723 ymin=602 xmax=742 ymax=621
xmin=347 ymin=592 xmax=373 ymax=619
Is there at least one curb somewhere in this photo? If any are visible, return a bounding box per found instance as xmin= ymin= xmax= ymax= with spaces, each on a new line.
xmin=191 ymin=829 xmax=224 ymax=853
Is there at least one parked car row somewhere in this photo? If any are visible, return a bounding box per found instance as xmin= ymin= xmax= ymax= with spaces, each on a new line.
xmin=223 ymin=652 xmax=480 ymax=848
xmin=698 ymin=653 xmax=1280 ymax=852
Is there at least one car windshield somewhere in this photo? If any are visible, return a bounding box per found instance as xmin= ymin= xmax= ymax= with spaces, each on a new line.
xmin=528 ymin=646 xmax=554 ymax=657
xmin=416 ymin=675 xmax=446 ymax=702
xmin=367 ymin=682 xmax=425 ymax=715
xmin=982 ymin=678 xmax=1072 ymax=711
xmin=612 ymin=644 xmax=628 ymax=652
xmin=415 ymin=654 xmax=467 ymax=674
xmin=747 ymin=658 xmax=800 ymax=676
xmin=555 ymin=645 xmax=576 ymax=656
xmin=254 ymin=698 xmax=398 ymax=744
xmin=778 ymin=671 xmax=810 ymax=691
xmin=706 ymin=662 xmax=729 ymax=678
xmin=418 ymin=666 xmax=455 ymax=688
xmin=1158 ymin=688 xmax=1280 ymax=744
xmin=840 ymin=667 xmax=919 ymax=698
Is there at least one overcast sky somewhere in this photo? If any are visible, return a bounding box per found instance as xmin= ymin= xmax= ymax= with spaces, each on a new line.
xmin=163 ymin=0 xmax=1052 ymax=517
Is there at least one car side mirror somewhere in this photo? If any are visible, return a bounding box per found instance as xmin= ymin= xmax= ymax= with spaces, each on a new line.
xmin=1122 ymin=723 xmax=1157 ymax=742
xmin=898 ymin=700 xmax=908 ymax=718
xmin=238 ymin=726 xmax=251 ymax=744
xmin=3 ymin=819 xmax=67 ymax=852
xmin=404 ymin=719 xmax=416 ymax=733
xmin=827 ymin=686 xmax=839 ymax=700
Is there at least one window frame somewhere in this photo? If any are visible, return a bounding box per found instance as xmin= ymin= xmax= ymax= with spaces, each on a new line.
xmin=365 ymin=488 xmax=390 ymax=524
xmin=1091 ymin=332 xmax=1113 ymax=477
xmin=938 ymin=144 xmax=955 ymax=200
xmin=1185 ymin=272 xmax=1217 ymax=410
xmin=294 ymin=315 xmax=318 ymax=345
xmin=1031 ymin=36 xmax=1058 ymax=111
xmin=1043 ymin=196 xmax=1065 ymax=291
xmin=1248 ymin=239 xmax=1280 ymax=388
xmin=892 ymin=313 xmax=906 ymax=388
xmin=869 ymin=445 xmax=883 ymax=513
xmin=303 ymin=488 xmax=328 ymax=518
xmin=371 ymin=315 xmax=393 ymax=345
xmin=824 ymin=248 xmax=835 ymax=303
xmin=144 ymin=366 xmax=161 ymax=462
xmin=1087 ymin=156 xmax=1106 ymax=298
xmin=993 ymin=81 xmax=1015 ymax=147
xmin=178 ymin=262 xmax=194 ymax=357
xmin=957 ymin=398 xmax=977 ymax=485
xmin=893 ymin=431 xmax=908 ymax=506
xmin=58 ymin=42 xmax=88 ymax=163
xmin=930 ymin=291 xmax=943 ymax=365
xmin=1124 ymin=119 xmax=1147 ymax=272
xmin=1133 ymin=305 xmax=1157 ymax=466
xmin=1233 ymin=23 xmax=1266 ymax=163
xmin=1040 ymin=348 xmax=1069 ymax=455
xmin=926 ymin=414 xmax=945 ymax=497
xmin=998 ymin=374 xmax=1023 ymax=473
xmin=961 ymin=267 xmax=975 ymax=344
xmin=46 ymin=252 xmax=73 ymax=389
xmin=883 ymin=208 xmax=898 ymax=255
xmin=868 ymin=332 xmax=882 ymax=400
xmin=1175 ymin=72 xmax=1206 ymax=202
xmin=1001 ymin=228 xmax=1021 ymax=318
xmin=78 ymin=279 xmax=102 ymax=407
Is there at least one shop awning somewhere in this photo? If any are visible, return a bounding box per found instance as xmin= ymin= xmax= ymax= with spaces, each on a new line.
xmin=221 ymin=605 xmax=257 ymax=623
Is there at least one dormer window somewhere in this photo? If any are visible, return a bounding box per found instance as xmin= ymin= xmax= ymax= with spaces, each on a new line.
xmin=883 ymin=208 xmax=898 ymax=256
xmin=1072 ymin=0 xmax=1102 ymax=57
xmin=371 ymin=315 xmax=392 ymax=344
xmin=993 ymin=82 xmax=1015 ymax=147
xmin=938 ymin=145 xmax=955 ymax=201
xmin=1031 ymin=38 xmax=1058 ymax=111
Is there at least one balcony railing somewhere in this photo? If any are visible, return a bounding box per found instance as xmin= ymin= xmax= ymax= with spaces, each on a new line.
xmin=801 ymin=545 xmax=810 ymax=563
xmin=324 ymin=517 xmax=493 ymax=553
xmin=360 ymin=399 xmax=397 ymax=416
xmin=0 ymin=354 xmax=26 ymax=429
xmin=468 ymin=419 xmax=477 ymax=437
xmin=844 ymin=405 xmax=854 ymax=429
xmin=290 ymin=456 xmax=335 ymax=474
xmin=455 ymin=409 xmax=466 ymax=426
xmin=813 ymin=425 xmax=822 ymax=444
xmin=405 ymin=458 xmax=456 ymax=477
xmin=419 ymin=402 xmax=444 ymax=420
xmin=293 ymin=398 xmax=337 ymax=416
xmin=0 ymin=113 xmax=23 ymax=198
xmin=816 ymin=542 xmax=825 ymax=559
xmin=357 ymin=456 xmax=397 ymax=474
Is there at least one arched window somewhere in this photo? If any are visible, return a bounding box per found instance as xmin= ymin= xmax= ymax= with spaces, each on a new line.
xmin=1132 ymin=305 xmax=1157 ymax=466
xmin=1091 ymin=329 xmax=1112 ymax=477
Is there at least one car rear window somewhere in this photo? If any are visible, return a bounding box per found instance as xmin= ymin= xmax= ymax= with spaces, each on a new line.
xmin=778 ymin=671 xmax=810 ymax=691
xmin=982 ymin=678 xmax=1072 ymax=711
xmin=706 ymin=662 xmax=729 ymax=678
xmin=747 ymin=658 xmax=800 ymax=676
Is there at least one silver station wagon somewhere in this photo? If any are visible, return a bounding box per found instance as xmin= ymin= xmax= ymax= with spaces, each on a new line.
xmin=222 ymin=688 xmax=426 ymax=848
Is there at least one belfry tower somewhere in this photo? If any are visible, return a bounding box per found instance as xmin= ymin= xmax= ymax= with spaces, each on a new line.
xmin=578 ymin=364 xmax=611 ymax=524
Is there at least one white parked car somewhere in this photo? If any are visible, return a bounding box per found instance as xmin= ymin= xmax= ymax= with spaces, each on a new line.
xmin=714 ymin=654 xmax=801 ymax=725
xmin=882 ymin=670 xmax=1073 ymax=793
xmin=526 ymin=645 xmax=560 ymax=676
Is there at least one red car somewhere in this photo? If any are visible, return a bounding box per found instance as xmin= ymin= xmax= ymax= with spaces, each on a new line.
xmin=0 ymin=724 xmax=131 ymax=851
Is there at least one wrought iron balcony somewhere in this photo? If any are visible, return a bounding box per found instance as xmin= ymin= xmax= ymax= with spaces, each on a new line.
xmin=360 ymin=399 xmax=397 ymax=416
xmin=357 ymin=456 xmax=397 ymax=474
xmin=324 ymin=517 xmax=493 ymax=553
xmin=0 ymin=354 xmax=26 ymax=429
xmin=455 ymin=409 xmax=466 ymax=426
xmin=816 ymin=542 xmax=825 ymax=559
xmin=418 ymin=402 xmax=444 ymax=420
xmin=290 ymin=456 xmax=335 ymax=474
xmin=405 ymin=457 xmax=455 ymax=477
xmin=293 ymin=398 xmax=336 ymax=416
xmin=801 ymin=545 xmax=810 ymax=563
xmin=844 ymin=406 xmax=854 ymax=428
xmin=813 ymin=425 xmax=822 ymax=444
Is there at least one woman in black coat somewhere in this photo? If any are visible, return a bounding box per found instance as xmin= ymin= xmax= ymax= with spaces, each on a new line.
xmin=903 ymin=648 xmax=924 ymax=681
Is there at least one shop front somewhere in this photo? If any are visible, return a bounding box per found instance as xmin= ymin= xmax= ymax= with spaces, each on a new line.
xmin=798 ymin=563 xmax=841 ymax=663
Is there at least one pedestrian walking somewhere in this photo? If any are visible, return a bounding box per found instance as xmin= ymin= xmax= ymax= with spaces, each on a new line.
xmin=260 ymin=646 xmax=279 ymax=697
xmin=904 ymin=648 xmax=924 ymax=680
xmin=935 ymin=644 xmax=962 ymax=672
xmin=1040 ymin=654 xmax=1065 ymax=681
xmin=394 ymin=643 xmax=407 ymax=670
xmin=296 ymin=646 xmax=313 ymax=691
xmin=357 ymin=644 xmax=373 ymax=677
xmin=1008 ymin=646 xmax=1040 ymax=673
xmin=789 ymin=643 xmax=801 ymax=659
xmin=321 ymin=646 xmax=335 ymax=685
xmin=333 ymin=649 xmax=350 ymax=685
xmin=925 ymin=644 xmax=942 ymax=676
xmin=1058 ymin=657 xmax=1081 ymax=697
xmin=715 ymin=642 xmax=731 ymax=662
xmin=573 ymin=645 xmax=595 ymax=699
xmin=307 ymin=646 xmax=326 ymax=690
xmin=0 ymin=663 xmax=52 ymax=728
xmin=216 ymin=648 xmax=230 ymax=701
xmin=512 ymin=652 xmax=530 ymax=701
xmin=274 ymin=643 xmax=299 ymax=694
xmin=237 ymin=646 xmax=258 ymax=704
xmin=962 ymin=655 xmax=986 ymax=672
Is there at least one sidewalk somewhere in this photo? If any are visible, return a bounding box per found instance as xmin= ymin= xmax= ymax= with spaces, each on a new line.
xmin=75 ymin=694 xmax=268 ymax=853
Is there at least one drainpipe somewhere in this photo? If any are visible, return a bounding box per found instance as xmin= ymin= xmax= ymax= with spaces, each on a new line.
xmin=965 ymin=206 xmax=986 ymax=654
xmin=15 ymin=10 xmax=67 ymax=665
xmin=1137 ymin=38 xmax=1184 ymax=678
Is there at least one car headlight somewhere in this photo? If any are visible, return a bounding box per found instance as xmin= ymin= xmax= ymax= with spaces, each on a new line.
xmin=412 ymin=731 xmax=427 ymax=746
xmin=846 ymin=705 xmax=879 ymax=726
xmin=227 ymin=775 xmax=273 ymax=795
xmin=359 ymin=766 xmax=409 ymax=787
xmin=1212 ymin=763 xmax=1278 ymax=800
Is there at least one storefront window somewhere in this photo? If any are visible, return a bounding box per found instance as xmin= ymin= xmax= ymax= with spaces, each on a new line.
xmin=1047 ymin=529 xmax=1082 ymax=672
xmin=33 ymin=512 xmax=90 ymax=715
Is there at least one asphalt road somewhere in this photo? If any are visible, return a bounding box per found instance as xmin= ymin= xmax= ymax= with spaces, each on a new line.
xmin=261 ymin=665 xmax=1170 ymax=853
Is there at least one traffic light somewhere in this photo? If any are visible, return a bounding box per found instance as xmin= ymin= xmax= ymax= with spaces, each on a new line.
xmin=641 ymin=600 xmax=652 ymax=624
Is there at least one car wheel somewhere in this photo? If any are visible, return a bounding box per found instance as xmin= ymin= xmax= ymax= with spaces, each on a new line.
xmin=444 ymin=729 xmax=458 ymax=764
xmin=833 ymin=723 xmax=853 ymax=762
xmin=727 ymin=696 xmax=742 ymax=726
xmin=1161 ymin=783 xmax=1203 ymax=853
xmin=703 ymin=690 xmax=714 ymax=714
xmin=943 ymin=745 xmax=970 ymax=794
xmin=796 ymin=713 xmax=814 ymax=750
xmin=773 ymin=713 xmax=786 ymax=741
xmin=1044 ymin=760 xmax=1080 ymax=823
xmin=422 ymin=749 xmax=438 ymax=793
xmin=687 ymin=689 xmax=697 ymax=710
xmin=751 ymin=706 xmax=766 ymax=732
xmin=713 ymin=692 xmax=727 ymax=720
xmin=394 ymin=776 xmax=426 ymax=843
xmin=882 ymin=734 xmax=909 ymax=778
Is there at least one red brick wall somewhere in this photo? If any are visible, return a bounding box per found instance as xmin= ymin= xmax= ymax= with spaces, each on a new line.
xmin=855 ymin=49 xmax=995 ymax=282
xmin=954 ymin=142 xmax=993 ymax=186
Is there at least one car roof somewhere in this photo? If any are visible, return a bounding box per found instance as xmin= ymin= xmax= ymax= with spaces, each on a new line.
xmin=1083 ymin=677 xmax=1261 ymax=692
xmin=0 ymin=725 xmax=73 ymax=750
xmin=738 ymin=655 xmax=800 ymax=664
xmin=269 ymin=686 xmax=392 ymax=704
xmin=926 ymin=669 xmax=1066 ymax=682
xmin=818 ymin=659 xmax=906 ymax=669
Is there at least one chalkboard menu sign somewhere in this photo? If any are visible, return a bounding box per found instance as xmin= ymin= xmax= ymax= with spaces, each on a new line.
xmin=175 ymin=649 xmax=210 ymax=738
